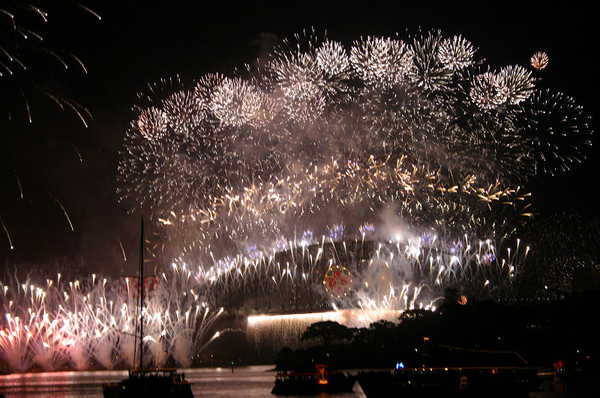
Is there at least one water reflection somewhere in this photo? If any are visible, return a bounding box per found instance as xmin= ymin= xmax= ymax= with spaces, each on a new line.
xmin=0 ymin=366 xmax=367 ymax=398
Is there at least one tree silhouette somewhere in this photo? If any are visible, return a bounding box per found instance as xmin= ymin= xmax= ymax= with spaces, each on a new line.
xmin=300 ymin=321 xmax=353 ymax=346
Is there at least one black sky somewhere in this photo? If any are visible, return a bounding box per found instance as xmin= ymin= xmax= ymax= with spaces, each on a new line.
xmin=1 ymin=0 xmax=598 ymax=278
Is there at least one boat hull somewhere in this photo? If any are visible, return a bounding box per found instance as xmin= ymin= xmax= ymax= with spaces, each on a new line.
xmin=102 ymin=368 xmax=193 ymax=398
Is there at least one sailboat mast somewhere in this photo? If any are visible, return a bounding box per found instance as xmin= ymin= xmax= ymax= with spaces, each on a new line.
xmin=139 ymin=217 xmax=145 ymax=370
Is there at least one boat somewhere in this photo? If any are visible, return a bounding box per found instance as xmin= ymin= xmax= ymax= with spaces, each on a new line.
xmin=103 ymin=368 xmax=194 ymax=398
xmin=103 ymin=218 xmax=194 ymax=398
xmin=271 ymin=363 xmax=356 ymax=395
xmin=357 ymin=344 xmax=541 ymax=397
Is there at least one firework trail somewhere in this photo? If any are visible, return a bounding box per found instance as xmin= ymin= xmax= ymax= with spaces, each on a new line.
xmin=1 ymin=1 xmax=100 ymax=251
xmin=0 ymin=0 xmax=99 ymax=124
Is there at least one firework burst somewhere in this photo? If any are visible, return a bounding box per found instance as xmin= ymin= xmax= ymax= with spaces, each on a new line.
xmin=116 ymin=30 xmax=592 ymax=298
xmin=530 ymin=51 xmax=549 ymax=70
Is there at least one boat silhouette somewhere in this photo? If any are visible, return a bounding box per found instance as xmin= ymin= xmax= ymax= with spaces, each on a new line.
xmin=102 ymin=218 xmax=194 ymax=398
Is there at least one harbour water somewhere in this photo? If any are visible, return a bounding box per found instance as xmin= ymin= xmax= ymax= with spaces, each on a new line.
xmin=0 ymin=365 xmax=367 ymax=397
xmin=0 ymin=365 xmax=591 ymax=397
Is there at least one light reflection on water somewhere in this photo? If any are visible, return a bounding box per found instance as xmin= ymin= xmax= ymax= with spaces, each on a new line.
xmin=0 ymin=365 xmax=367 ymax=398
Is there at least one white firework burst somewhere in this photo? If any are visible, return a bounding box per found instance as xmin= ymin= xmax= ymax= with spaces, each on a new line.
xmin=438 ymin=35 xmax=476 ymax=71
xmin=350 ymin=36 xmax=413 ymax=89
xmin=499 ymin=65 xmax=536 ymax=105
xmin=316 ymin=40 xmax=351 ymax=76
xmin=162 ymin=90 xmax=204 ymax=136
xmin=137 ymin=107 xmax=169 ymax=142
xmin=408 ymin=31 xmax=453 ymax=91
xmin=470 ymin=71 xmax=509 ymax=110
xmin=209 ymin=77 xmax=273 ymax=128
xmin=268 ymin=51 xmax=327 ymax=123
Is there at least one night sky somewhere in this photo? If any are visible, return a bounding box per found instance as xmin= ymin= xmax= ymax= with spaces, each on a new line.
xmin=1 ymin=1 xmax=598 ymax=278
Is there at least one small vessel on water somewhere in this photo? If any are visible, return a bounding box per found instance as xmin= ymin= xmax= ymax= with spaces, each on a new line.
xmin=271 ymin=364 xmax=356 ymax=395
xmin=102 ymin=218 xmax=194 ymax=398
xmin=103 ymin=368 xmax=193 ymax=398
xmin=357 ymin=344 xmax=540 ymax=397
